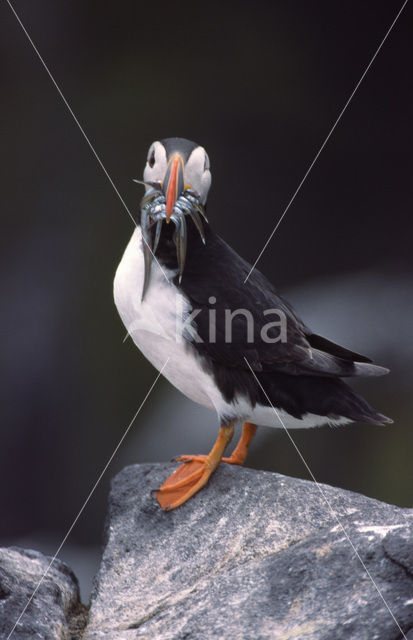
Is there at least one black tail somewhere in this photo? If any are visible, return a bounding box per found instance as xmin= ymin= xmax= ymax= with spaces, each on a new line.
xmin=332 ymin=378 xmax=393 ymax=425
xmin=257 ymin=372 xmax=393 ymax=425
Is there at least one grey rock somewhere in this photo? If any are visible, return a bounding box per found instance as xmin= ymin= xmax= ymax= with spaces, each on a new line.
xmin=0 ymin=546 xmax=86 ymax=640
xmin=85 ymin=464 xmax=413 ymax=640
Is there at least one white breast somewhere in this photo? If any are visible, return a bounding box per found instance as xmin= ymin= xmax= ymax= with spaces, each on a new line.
xmin=113 ymin=227 xmax=221 ymax=410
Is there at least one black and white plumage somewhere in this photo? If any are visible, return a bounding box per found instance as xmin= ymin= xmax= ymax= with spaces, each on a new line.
xmin=114 ymin=137 xmax=391 ymax=433
xmin=114 ymin=138 xmax=393 ymax=510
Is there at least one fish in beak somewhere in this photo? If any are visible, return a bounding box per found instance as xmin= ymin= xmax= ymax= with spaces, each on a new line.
xmin=137 ymin=159 xmax=208 ymax=300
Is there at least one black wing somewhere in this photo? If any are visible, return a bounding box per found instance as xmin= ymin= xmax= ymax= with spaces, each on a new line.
xmin=178 ymin=230 xmax=387 ymax=378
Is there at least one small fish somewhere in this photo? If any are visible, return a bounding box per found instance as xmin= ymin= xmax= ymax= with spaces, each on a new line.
xmin=137 ymin=184 xmax=207 ymax=299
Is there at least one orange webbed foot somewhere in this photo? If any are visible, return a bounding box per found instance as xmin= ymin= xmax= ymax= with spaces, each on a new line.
xmin=156 ymin=424 xmax=235 ymax=511
xmin=155 ymin=423 xmax=258 ymax=511
xmin=155 ymin=457 xmax=216 ymax=511
xmin=155 ymin=452 xmax=241 ymax=511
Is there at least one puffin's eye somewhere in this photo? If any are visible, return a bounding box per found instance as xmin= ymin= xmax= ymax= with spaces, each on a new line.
xmin=204 ymin=153 xmax=210 ymax=171
xmin=148 ymin=149 xmax=155 ymax=168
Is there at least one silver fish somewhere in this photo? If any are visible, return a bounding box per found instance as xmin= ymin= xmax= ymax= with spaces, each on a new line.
xmin=137 ymin=184 xmax=207 ymax=299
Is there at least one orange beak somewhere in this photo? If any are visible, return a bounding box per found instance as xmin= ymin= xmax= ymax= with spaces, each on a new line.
xmin=162 ymin=153 xmax=185 ymax=221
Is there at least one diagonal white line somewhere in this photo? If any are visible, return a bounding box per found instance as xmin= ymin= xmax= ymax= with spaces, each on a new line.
xmin=6 ymin=0 xmax=134 ymax=224
xmin=243 ymin=356 xmax=408 ymax=640
xmin=5 ymin=0 xmax=169 ymax=283
xmin=244 ymin=0 xmax=409 ymax=283
xmin=6 ymin=360 xmax=169 ymax=640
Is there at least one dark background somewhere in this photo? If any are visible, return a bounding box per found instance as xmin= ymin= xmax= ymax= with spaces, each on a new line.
xmin=1 ymin=1 xmax=412 ymax=599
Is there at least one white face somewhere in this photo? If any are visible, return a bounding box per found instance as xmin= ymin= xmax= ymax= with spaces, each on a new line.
xmin=143 ymin=140 xmax=212 ymax=204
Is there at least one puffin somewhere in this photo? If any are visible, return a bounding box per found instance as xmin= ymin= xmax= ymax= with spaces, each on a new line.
xmin=114 ymin=137 xmax=392 ymax=511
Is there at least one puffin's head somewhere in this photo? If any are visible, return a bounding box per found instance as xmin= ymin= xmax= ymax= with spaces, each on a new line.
xmin=137 ymin=138 xmax=212 ymax=299
xmin=143 ymin=137 xmax=211 ymax=216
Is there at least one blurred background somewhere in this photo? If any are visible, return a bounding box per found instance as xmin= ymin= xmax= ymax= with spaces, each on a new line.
xmin=1 ymin=1 xmax=412 ymax=601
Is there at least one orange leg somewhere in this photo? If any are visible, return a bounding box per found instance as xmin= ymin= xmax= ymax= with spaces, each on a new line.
xmin=156 ymin=422 xmax=257 ymax=511
xmin=177 ymin=422 xmax=257 ymax=466
xmin=222 ymin=421 xmax=257 ymax=465
xmin=156 ymin=424 xmax=234 ymax=511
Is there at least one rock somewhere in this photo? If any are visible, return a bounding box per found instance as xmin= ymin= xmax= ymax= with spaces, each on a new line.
xmin=0 ymin=546 xmax=87 ymax=640
xmin=85 ymin=463 xmax=413 ymax=640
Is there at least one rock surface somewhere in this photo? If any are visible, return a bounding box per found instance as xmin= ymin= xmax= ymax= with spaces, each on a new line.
xmin=85 ymin=464 xmax=413 ymax=640
xmin=0 ymin=546 xmax=86 ymax=640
